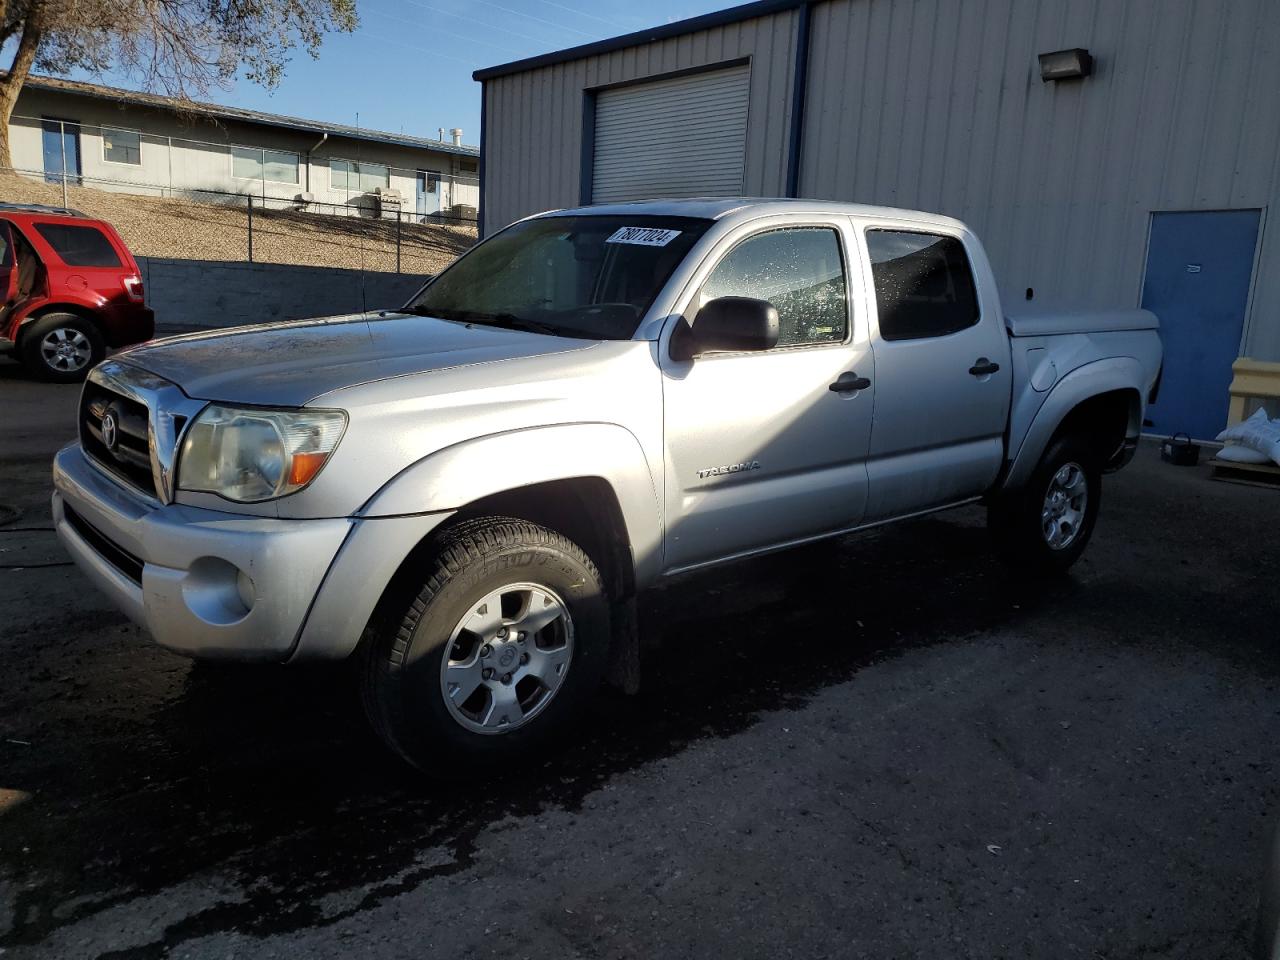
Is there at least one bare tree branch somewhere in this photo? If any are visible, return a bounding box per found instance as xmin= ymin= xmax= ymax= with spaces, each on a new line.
xmin=1 ymin=0 xmax=356 ymax=165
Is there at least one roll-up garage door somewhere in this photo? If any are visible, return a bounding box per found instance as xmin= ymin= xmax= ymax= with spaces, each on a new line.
xmin=591 ymin=64 xmax=750 ymax=203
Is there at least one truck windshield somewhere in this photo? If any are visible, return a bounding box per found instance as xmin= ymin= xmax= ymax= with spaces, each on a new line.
xmin=407 ymin=215 xmax=712 ymax=340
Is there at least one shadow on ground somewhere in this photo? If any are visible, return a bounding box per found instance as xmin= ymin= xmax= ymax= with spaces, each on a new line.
xmin=1 ymin=445 xmax=1278 ymax=958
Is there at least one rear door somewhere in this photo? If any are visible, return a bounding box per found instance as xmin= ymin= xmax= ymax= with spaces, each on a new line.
xmin=860 ymin=224 xmax=1012 ymax=521
xmin=1141 ymin=209 xmax=1261 ymax=439
xmin=28 ymin=220 xmax=125 ymax=305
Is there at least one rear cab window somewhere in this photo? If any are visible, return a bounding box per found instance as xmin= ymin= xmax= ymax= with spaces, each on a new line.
xmin=865 ymin=229 xmax=979 ymax=341
xmin=32 ymin=223 xmax=122 ymax=268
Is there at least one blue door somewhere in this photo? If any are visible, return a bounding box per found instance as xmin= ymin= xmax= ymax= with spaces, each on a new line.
xmin=416 ymin=170 xmax=441 ymax=220
xmin=41 ymin=117 xmax=81 ymax=185
xmin=1141 ymin=210 xmax=1260 ymax=439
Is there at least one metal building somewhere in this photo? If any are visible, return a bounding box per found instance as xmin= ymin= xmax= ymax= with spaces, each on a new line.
xmin=474 ymin=0 xmax=1280 ymax=438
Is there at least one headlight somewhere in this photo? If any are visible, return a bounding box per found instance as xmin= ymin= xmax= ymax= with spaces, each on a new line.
xmin=178 ymin=405 xmax=347 ymax=502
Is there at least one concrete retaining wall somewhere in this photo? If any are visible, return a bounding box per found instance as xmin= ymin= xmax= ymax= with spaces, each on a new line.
xmin=137 ymin=257 xmax=430 ymax=332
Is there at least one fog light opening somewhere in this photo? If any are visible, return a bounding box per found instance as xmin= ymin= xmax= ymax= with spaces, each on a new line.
xmin=236 ymin=569 xmax=256 ymax=610
xmin=182 ymin=557 xmax=254 ymax=625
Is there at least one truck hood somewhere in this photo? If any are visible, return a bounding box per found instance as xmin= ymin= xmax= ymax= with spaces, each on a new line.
xmin=116 ymin=312 xmax=595 ymax=406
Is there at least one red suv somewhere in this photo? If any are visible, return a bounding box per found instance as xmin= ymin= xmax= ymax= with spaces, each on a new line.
xmin=0 ymin=203 xmax=154 ymax=382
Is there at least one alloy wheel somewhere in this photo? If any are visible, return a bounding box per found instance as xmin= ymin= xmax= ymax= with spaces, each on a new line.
xmin=1042 ymin=461 xmax=1088 ymax=550
xmin=39 ymin=327 xmax=93 ymax=373
xmin=439 ymin=582 xmax=574 ymax=735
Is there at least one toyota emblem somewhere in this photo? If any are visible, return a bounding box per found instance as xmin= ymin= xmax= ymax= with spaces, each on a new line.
xmin=101 ymin=411 xmax=118 ymax=451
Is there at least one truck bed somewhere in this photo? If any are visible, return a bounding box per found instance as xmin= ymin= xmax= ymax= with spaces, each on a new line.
xmin=1006 ymin=308 xmax=1159 ymax=338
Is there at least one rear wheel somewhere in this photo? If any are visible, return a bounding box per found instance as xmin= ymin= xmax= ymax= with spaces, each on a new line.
xmin=361 ymin=517 xmax=612 ymax=777
xmin=20 ymin=313 xmax=105 ymax=382
xmin=989 ymin=434 xmax=1102 ymax=574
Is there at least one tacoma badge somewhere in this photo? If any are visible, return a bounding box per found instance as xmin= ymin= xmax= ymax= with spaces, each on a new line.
xmin=696 ymin=460 xmax=761 ymax=479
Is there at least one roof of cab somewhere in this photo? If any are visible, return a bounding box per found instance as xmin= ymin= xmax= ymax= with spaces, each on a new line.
xmin=535 ymin=197 xmax=969 ymax=231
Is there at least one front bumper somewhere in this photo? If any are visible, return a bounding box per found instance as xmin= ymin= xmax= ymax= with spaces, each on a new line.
xmin=52 ymin=443 xmax=452 ymax=662
xmin=53 ymin=443 xmax=350 ymax=661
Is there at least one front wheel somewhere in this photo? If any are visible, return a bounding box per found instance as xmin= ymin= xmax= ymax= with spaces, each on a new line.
xmin=361 ymin=517 xmax=612 ymax=777
xmin=988 ymin=435 xmax=1102 ymax=575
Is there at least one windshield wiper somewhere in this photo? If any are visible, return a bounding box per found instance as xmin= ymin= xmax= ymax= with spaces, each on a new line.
xmin=470 ymin=312 xmax=565 ymax=337
xmin=404 ymin=305 xmax=567 ymax=337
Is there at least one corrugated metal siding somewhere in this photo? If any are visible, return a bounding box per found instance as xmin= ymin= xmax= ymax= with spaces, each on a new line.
xmin=592 ymin=65 xmax=751 ymax=202
xmin=481 ymin=9 xmax=798 ymax=235
xmin=800 ymin=0 xmax=1280 ymax=360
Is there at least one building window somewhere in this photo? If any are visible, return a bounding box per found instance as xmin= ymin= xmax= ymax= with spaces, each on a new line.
xmin=231 ymin=146 xmax=299 ymax=184
xmin=459 ymin=159 xmax=478 ymax=174
xmin=701 ymin=227 xmax=848 ymax=348
xmin=331 ymin=159 xmax=391 ymax=193
xmin=866 ymin=230 xmax=980 ymax=341
xmin=102 ymin=128 xmax=141 ymax=165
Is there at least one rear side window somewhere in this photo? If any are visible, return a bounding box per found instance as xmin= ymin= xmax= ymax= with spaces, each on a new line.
xmin=866 ymin=230 xmax=979 ymax=341
xmin=33 ymin=223 xmax=122 ymax=267
xmin=0 ymin=222 xmax=11 ymax=268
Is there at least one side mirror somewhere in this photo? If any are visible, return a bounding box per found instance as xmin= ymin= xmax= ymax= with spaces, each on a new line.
xmin=671 ymin=296 xmax=780 ymax=360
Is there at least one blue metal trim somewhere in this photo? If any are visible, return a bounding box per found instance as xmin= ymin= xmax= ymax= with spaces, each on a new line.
xmin=579 ymin=90 xmax=597 ymax=207
xmin=478 ymin=83 xmax=488 ymax=239
xmin=784 ymin=2 xmax=812 ymax=198
xmin=473 ymin=0 xmax=807 ymax=81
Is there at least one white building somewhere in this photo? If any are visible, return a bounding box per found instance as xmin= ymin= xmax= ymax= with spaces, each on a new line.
xmin=5 ymin=75 xmax=480 ymax=219
xmin=474 ymin=0 xmax=1280 ymax=439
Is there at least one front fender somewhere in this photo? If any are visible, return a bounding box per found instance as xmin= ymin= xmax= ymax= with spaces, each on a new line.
xmin=358 ymin=422 xmax=665 ymax=588
xmin=1003 ymin=357 xmax=1146 ymax=490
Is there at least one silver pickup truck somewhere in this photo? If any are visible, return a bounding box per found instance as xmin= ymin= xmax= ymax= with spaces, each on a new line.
xmin=51 ymin=199 xmax=1162 ymax=774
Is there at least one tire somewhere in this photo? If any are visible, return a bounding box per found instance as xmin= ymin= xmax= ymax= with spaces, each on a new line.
xmin=988 ymin=434 xmax=1102 ymax=575
xmin=19 ymin=313 xmax=105 ymax=383
xmin=361 ymin=517 xmax=612 ymax=777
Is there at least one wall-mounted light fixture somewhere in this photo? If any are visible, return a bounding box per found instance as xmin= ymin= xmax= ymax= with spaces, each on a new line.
xmin=1039 ymin=48 xmax=1093 ymax=82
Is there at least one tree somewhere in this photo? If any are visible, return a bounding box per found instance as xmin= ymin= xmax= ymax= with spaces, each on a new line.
xmin=0 ymin=0 xmax=357 ymax=170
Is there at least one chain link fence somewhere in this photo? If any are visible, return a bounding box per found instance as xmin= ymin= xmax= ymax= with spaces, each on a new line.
xmin=3 ymin=115 xmax=479 ymax=275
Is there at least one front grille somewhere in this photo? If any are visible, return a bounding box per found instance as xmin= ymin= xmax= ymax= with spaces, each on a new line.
xmin=80 ymin=380 xmax=157 ymax=497
xmin=63 ymin=504 xmax=144 ymax=584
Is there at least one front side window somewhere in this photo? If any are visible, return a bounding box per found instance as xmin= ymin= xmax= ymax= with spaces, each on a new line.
xmin=408 ymin=215 xmax=712 ymax=341
xmin=700 ymin=227 xmax=848 ymax=347
xmin=232 ymin=146 xmax=299 ymax=184
xmin=33 ymin=223 xmax=121 ymax=267
xmin=866 ymin=230 xmax=980 ymax=341
xmin=103 ymin=128 xmax=141 ymax=165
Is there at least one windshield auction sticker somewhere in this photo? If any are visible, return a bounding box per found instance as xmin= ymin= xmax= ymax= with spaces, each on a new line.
xmin=605 ymin=226 xmax=682 ymax=247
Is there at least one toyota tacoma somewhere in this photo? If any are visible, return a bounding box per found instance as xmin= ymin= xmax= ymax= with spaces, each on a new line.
xmin=51 ymin=199 xmax=1163 ymax=774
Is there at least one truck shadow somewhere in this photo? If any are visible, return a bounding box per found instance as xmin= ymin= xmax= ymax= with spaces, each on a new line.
xmin=0 ymin=509 xmax=1083 ymax=952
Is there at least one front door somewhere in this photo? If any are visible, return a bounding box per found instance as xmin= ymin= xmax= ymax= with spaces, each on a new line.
xmin=417 ymin=171 xmax=441 ymax=219
xmin=862 ymin=227 xmax=1012 ymax=521
xmin=1141 ymin=209 xmax=1261 ymax=440
xmin=41 ymin=118 xmax=81 ymax=186
xmin=660 ymin=221 xmax=874 ymax=572
xmin=0 ymin=221 xmax=15 ymax=326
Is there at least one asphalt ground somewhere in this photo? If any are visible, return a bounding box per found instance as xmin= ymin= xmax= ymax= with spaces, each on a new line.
xmin=2 ymin=354 xmax=1279 ymax=959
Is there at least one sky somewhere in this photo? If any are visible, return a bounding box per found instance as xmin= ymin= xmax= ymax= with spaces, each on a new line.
xmin=35 ymin=0 xmax=742 ymax=146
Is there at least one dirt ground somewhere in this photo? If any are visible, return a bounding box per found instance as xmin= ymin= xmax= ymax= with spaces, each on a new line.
xmin=1 ymin=356 xmax=1279 ymax=959
xmin=0 ymin=174 xmax=476 ymax=275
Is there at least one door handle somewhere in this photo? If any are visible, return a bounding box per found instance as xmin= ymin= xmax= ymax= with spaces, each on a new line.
xmin=829 ymin=371 xmax=871 ymax=393
xmin=969 ymin=358 xmax=1001 ymax=377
